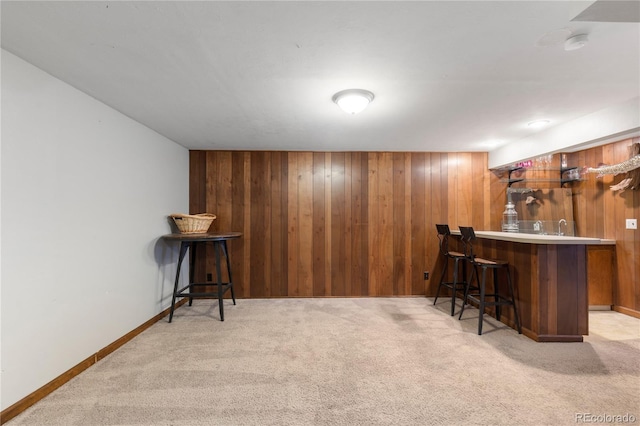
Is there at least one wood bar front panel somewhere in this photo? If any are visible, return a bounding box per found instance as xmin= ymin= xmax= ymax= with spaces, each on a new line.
xmin=472 ymin=238 xmax=589 ymax=342
xmin=190 ymin=151 xmax=489 ymax=297
xmin=474 ymin=239 xmax=588 ymax=342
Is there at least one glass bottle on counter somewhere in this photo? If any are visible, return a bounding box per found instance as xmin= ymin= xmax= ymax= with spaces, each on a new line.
xmin=501 ymin=202 xmax=519 ymax=233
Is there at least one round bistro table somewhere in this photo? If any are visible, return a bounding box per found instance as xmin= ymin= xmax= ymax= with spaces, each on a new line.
xmin=163 ymin=232 xmax=242 ymax=321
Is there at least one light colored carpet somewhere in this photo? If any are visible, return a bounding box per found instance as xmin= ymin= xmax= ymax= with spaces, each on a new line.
xmin=7 ymin=297 xmax=640 ymax=426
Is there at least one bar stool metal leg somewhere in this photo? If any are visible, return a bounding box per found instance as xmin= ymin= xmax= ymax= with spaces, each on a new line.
xmin=434 ymin=255 xmax=467 ymax=316
xmin=221 ymin=241 xmax=236 ymax=305
xmin=214 ymin=241 xmax=225 ymax=321
xmin=451 ymin=259 xmax=460 ymax=317
xmin=458 ymin=263 xmax=478 ymax=320
xmin=494 ymin=269 xmax=501 ymax=322
xmin=169 ymin=242 xmax=190 ymax=323
xmin=433 ymin=259 xmax=449 ymax=305
xmin=506 ymin=267 xmax=522 ymax=334
xmin=478 ymin=267 xmax=487 ymax=335
xmin=189 ymin=242 xmax=197 ymax=306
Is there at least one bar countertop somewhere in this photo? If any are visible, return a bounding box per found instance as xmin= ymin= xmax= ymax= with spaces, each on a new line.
xmin=451 ymin=230 xmax=615 ymax=245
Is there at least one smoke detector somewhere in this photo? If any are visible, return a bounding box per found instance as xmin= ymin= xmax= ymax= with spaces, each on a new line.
xmin=564 ymin=34 xmax=589 ymax=51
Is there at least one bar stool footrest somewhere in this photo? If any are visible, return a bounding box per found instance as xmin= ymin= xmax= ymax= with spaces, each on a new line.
xmin=438 ymin=280 xmax=468 ymax=290
xmin=176 ymin=283 xmax=234 ymax=295
xmin=465 ymin=294 xmax=516 ymax=307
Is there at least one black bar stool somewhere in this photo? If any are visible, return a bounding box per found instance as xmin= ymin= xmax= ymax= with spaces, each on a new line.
xmin=458 ymin=226 xmax=522 ymax=335
xmin=433 ymin=224 xmax=470 ymax=316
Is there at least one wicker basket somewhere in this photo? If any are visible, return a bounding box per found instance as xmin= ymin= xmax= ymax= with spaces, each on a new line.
xmin=170 ymin=213 xmax=216 ymax=234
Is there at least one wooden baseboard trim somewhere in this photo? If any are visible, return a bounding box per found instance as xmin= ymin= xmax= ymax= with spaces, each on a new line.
xmin=612 ymin=305 xmax=640 ymax=319
xmin=0 ymin=300 xmax=187 ymax=425
xmin=589 ymin=305 xmax=613 ymax=311
xmin=520 ymin=328 xmax=538 ymax=342
xmin=536 ymin=334 xmax=584 ymax=343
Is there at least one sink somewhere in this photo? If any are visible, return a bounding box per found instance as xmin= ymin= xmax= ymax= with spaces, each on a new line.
xmin=515 ymin=220 xmax=576 ymax=236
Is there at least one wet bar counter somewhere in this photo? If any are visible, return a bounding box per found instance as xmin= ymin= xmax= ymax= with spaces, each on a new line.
xmin=452 ymin=230 xmax=614 ymax=342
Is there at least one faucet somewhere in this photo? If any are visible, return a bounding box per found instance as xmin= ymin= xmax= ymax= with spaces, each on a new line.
xmin=534 ymin=220 xmax=544 ymax=234
xmin=558 ymin=219 xmax=567 ymax=236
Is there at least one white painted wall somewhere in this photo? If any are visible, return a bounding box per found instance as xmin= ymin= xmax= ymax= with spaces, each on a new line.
xmin=488 ymin=96 xmax=640 ymax=169
xmin=0 ymin=50 xmax=189 ymax=410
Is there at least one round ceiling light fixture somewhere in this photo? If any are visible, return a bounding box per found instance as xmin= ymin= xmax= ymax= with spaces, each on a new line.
xmin=332 ymin=89 xmax=374 ymax=114
xmin=564 ymin=34 xmax=589 ymax=51
xmin=481 ymin=139 xmax=505 ymax=148
xmin=527 ymin=119 xmax=551 ymax=129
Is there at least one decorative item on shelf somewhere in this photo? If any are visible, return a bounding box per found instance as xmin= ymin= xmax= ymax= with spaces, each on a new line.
xmin=525 ymin=195 xmax=540 ymax=205
xmin=567 ymin=168 xmax=579 ymax=180
xmin=501 ymin=202 xmax=519 ymax=233
xmin=560 ymin=166 xmax=581 ymax=186
xmin=514 ymin=159 xmax=533 ymax=169
xmin=534 ymin=154 xmax=553 ymax=169
xmin=585 ymin=142 xmax=640 ymax=192
xmin=170 ymin=213 xmax=216 ymax=234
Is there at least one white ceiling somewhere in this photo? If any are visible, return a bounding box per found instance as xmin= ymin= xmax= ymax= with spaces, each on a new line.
xmin=2 ymin=1 xmax=639 ymax=153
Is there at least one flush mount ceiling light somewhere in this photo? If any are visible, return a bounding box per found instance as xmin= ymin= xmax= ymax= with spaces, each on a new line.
xmin=564 ymin=34 xmax=589 ymax=51
xmin=481 ymin=139 xmax=505 ymax=148
xmin=527 ymin=119 xmax=551 ymax=129
xmin=332 ymin=89 xmax=374 ymax=114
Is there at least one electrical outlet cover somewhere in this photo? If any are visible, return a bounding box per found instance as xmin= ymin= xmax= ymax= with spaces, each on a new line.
xmin=626 ymin=219 xmax=637 ymax=229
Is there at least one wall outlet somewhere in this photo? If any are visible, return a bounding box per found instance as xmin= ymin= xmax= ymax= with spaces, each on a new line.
xmin=626 ymin=219 xmax=638 ymax=230
xmin=206 ymin=272 xmax=213 ymax=281
xmin=423 ymin=271 xmax=429 ymax=280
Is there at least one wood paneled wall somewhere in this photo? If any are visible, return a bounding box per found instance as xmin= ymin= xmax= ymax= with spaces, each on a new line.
xmin=190 ymin=151 xmax=490 ymax=297
xmin=568 ymin=138 xmax=640 ymax=316
xmin=189 ymin=139 xmax=638 ymax=314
